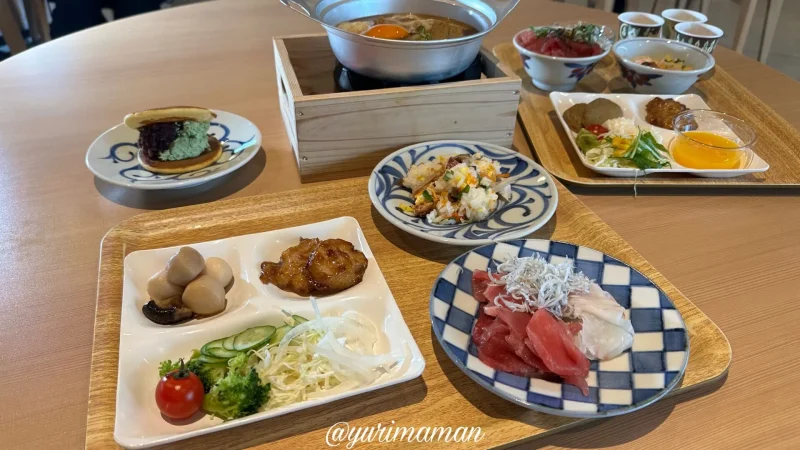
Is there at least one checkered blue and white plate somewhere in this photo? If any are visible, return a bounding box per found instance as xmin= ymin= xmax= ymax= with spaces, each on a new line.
xmin=430 ymin=239 xmax=689 ymax=418
xmin=368 ymin=140 xmax=558 ymax=245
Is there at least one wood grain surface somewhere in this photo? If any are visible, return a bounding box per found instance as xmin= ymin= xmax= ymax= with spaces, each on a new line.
xmin=85 ymin=176 xmax=729 ymax=449
xmin=1 ymin=0 xmax=800 ymax=449
xmin=493 ymin=42 xmax=800 ymax=187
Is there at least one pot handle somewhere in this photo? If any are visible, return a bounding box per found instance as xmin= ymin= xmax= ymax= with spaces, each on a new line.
xmin=482 ymin=0 xmax=521 ymax=22
xmin=278 ymin=0 xmax=313 ymax=18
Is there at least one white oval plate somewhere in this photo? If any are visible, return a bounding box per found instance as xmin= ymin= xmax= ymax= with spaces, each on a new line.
xmin=86 ymin=110 xmax=262 ymax=190
xmin=369 ymin=140 xmax=559 ymax=246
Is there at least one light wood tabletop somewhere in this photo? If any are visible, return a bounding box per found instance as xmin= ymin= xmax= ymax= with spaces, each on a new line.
xmin=0 ymin=0 xmax=798 ymax=448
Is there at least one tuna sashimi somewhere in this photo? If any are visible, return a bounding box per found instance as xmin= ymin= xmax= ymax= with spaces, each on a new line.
xmin=472 ymin=270 xmax=491 ymax=303
xmin=563 ymin=375 xmax=590 ymax=396
xmin=505 ymin=332 xmax=549 ymax=372
xmin=471 ymin=308 xmax=495 ymax=347
xmin=483 ymin=284 xmax=506 ymax=304
xmin=526 ymin=309 xmax=590 ymax=378
xmin=477 ymin=320 xmax=540 ymax=378
xmin=496 ymin=309 xmax=533 ymax=339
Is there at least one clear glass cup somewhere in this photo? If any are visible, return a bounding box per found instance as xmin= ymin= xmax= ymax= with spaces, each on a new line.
xmin=671 ymin=110 xmax=757 ymax=170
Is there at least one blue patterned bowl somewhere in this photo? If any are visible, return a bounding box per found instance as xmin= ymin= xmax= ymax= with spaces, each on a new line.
xmin=612 ymin=38 xmax=715 ymax=94
xmin=430 ymin=239 xmax=689 ymax=417
xmin=513 ymin=25 xmax=614 ymax=92
xmin=369 ymin=141 xmax=558 ymax=246
xmin=85 ymin=110 xmax=261 ymax=190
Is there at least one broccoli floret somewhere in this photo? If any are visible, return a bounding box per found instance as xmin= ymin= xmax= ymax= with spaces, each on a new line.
xmin=158 ymin=358 xmax=228 ymax=393
xmin=202 ymin=368 xmax=270 ymax=420
xmin=227 ymin=352 xmax=249 ymax=373
xmin=187 ymin=360 xmax=228 ymax=393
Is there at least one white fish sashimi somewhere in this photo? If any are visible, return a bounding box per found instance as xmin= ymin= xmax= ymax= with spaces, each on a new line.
xmin=569 ymin=283 xmax=634 ymax=360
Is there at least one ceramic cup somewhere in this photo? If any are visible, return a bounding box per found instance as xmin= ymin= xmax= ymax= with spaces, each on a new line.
xmin=661 ymin=8 xmax=708 ymax=39
xmin=619 ymin=12 xmax=664 ymax=39
xmin=675 ymin=22 xmax=724 ymax=53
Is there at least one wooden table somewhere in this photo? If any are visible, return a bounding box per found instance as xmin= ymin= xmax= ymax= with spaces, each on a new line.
xmin=0 ymin=1 xmax=798 ymax=448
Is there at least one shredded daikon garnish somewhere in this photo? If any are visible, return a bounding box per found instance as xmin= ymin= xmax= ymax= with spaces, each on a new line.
xmin=252 ymin=299 xmax=401 ymax=410
xmin=492 ymin=254 xmax=592 ymax=317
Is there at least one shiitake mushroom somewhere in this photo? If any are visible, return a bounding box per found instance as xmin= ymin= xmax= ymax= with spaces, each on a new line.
xmin=142 ymin=300 xmax=194 ymax=325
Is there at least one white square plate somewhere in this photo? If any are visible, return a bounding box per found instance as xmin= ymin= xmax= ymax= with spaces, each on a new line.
xmin=114 ymin=217 xmax=426 ymax=448
xmin=550 ymin=92 xmax=769 ymax=178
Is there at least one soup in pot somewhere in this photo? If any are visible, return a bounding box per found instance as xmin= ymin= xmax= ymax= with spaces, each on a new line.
xmin=337 ymin=13 xmax=478 ymax=41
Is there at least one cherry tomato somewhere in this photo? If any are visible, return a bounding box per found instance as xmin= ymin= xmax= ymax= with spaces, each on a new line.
xmin=155 ymin=359 xmax=204 ymax=419
xmin=586 ymin=124 xmax=609 ymax=136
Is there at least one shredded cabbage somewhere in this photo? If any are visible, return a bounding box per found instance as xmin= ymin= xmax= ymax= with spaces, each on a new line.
xmin=252 ymin=299 xmax=401 ymax=410
xmin=492 ymin=254 xmax=592 ymax=317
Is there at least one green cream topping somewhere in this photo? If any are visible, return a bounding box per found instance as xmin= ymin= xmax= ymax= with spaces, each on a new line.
xmin=159 ymin=121 xmax=211 ymax=161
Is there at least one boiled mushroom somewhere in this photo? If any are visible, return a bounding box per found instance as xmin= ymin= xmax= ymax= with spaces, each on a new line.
xmin=203 ymin=257 xmax=234 ymax=293
xmin=147 ymin=269 xmax=184 ymax=301
xmin=142 ymin=300 xmax=194 ymax=325
xmin=166 ymin=247 xmax=205 ymax=286
xmin=182 ymin=274 xmax=226 ymax=316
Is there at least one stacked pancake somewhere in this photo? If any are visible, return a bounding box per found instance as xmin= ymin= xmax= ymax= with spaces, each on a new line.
xmin=124 ymin=107 xmax=221 ymax=174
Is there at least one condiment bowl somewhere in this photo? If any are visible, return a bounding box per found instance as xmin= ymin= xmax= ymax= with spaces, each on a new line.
xmin=513 ymin=24 xmax=614 ymax=92
xmin=612 ymin=38 xmax=714 ymax=94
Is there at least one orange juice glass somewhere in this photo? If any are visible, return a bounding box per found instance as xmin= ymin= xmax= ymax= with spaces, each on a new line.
xmin=670 ymin=110 xmax=756 ymax=170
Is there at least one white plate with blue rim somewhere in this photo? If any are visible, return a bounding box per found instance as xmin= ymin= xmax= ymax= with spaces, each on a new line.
xmin=429 ymin=239 xmax=689 ymax=418
xmin=368 ymin=140 xmax=558 ymax=246
xmin=85 ymin=110 xmax=261 ymax=190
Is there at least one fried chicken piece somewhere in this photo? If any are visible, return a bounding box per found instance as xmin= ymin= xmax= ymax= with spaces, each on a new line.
xmin=260 ymin=237 xmax=319 ymax=296
xmin=645 ymin=97 xmax=697 ymax=130
xmin=307 ymin=239 xmax=368 ymax=295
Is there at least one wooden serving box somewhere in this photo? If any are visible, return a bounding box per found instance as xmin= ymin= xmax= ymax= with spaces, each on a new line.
xmin=274 ymin=34 xmax=521 ymax=181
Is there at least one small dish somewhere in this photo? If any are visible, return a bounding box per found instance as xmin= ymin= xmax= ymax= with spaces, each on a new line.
xmin=513 ymin=23 xmax=614 ymax=92
xmin=369 ymin=140 xmax=558 ymax=246
xmin=86 ymin=110 xmax=261 ymax=190
xmin=612 ymin=38 xmax=714 ymax=94
xmin=430 ymin=239 xmax=689 ymax=418
xmin=115 ymin=217 xmax=425 ymax=448
xmin=549 ymin=92 xmax=769 ymax=178
xmin=671 ymin=110 xmax=756 ymax=170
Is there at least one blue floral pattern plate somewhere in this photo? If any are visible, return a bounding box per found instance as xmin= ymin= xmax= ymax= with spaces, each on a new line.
xmin=430 ymin=239 xmax=690 ymax=418
xmin=85 ymin=110 xmax=261 ymax=190
xmin=368 ymin=140 xmax=558 ymax=246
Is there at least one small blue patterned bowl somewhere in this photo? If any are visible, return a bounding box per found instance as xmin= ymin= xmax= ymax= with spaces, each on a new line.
xmin=85 ymin=110 xmax=261 ymax=190
xmin=430 ymin=239 xmax=690 ymax=417
xmin=613 ymin=38 xmax=715 ymax=94
xmin=513 ymin=24 xmax=614 ymax=92
xmin=368 ymin=140 xmax=558 ymax=246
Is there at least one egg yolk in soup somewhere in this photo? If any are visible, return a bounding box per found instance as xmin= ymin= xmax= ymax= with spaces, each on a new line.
xmin=671 ymin=131 xmax=743 ymax=169
xmin=364 ymin=24 xmax=410 ymax=40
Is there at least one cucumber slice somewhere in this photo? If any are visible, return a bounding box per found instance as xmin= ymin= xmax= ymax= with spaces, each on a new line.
xmin=201 ymin=338 xmax=226 ymax=356
xmin=205 ymin=346 xmax=240 ymax=359
xmin=194 ymin=354 xmax=229 ymax=364
xmin=269 ymin=325 xmax=292 ymax=345
xmin=233 ymin=325 xmax=275 ymax=351
xmin=222 ymin=335 xmax=237 ymax=351
xmin=292 ymin=315 xmax=309 ymax=325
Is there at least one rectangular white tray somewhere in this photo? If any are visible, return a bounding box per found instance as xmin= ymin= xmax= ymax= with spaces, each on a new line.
xmin=114 ymin=217 xmax=425 ymax=448
xmin=549 ymin=92 xmax=770 ymax=178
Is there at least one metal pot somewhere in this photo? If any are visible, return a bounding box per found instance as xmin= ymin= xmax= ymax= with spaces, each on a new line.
xmin=279 ymin=0 xmax=519 ymax=82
